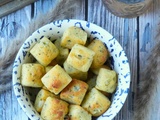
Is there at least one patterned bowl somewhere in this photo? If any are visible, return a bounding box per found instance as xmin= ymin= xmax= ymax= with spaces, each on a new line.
xmin=12 ymin=19 xmax=130 ymax=120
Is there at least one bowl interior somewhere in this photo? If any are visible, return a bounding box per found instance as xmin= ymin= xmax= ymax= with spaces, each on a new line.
xmin=12 ymin=19 xmax=130 ymax=120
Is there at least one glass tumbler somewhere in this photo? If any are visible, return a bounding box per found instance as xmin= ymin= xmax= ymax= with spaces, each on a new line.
xmin=102 ymin=0 xmax=152 ymax=18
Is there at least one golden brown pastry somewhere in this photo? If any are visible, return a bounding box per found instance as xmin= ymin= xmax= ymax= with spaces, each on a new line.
xmin=63 ymin=60 xmax=88 ymax=81
xmin=60 ymin=79 xmax=88 ymax=105
xmin=68 ymin=105 xmax=91 ymax=120
xmin=60 ymin=26 xmax=87 ymax=49
xmin=66 ymin=44 xmax=95 ymax=72
xmin=30 ymin=37 xmax=59 ymax=66
xmin=45 ymin=66 xmax=53 ymax=73
xmin=86 ymin=75 xmax=97 ymax=91
xmin=91 ymin=64 xmax=111 ymax=75
xmin=48 ymin=59 xmax=58 ymax=66
xmin=81 ymin=88 xmax=111 ymax=116
xmin=21 ymin=63 xmax=45 ymax=87
xmin=95 ymin=68 xmax=117 ymax=93
xmin=41 ymin=97 xmax=69 ymax=120
xmin=87 ymin=39 xmax=109 ymax=68
xmin=34 ymin=89 xmax=58 ymax=112
xmin=41 ymin=64 xmax=72 ymax=95
xmin=54 ymin=38 xmax=69 ymax=65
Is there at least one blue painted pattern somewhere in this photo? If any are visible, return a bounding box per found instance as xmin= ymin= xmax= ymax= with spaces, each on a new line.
xmin=23 ymin=42 xmax=31 ymax=49
xmin=53 ymin=20 xmax=64 ymax=27
xmin=86 ymin=22 xmax=90 ymax=28
xmin=22 ymin=51 xmax=27 ymax=59
xmin=75 ymin=22 xmax=85 ymax=30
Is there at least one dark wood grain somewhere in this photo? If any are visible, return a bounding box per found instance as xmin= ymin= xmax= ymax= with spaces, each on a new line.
xmin=0 ymin=0 xmax=35 ymax=18
xmin=138 ymin=0 xmax=160 ymax=120
xmin=0 ymin=0 xmax=13 ymax=6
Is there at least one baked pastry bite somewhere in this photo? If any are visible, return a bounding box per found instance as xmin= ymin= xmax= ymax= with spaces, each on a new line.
xmin=34 ymin=89 xmax=58 ymax=112
xmin=86 ymin=75 xmax=97 ymax=91
xmin=91 ymin=64 xmax=111 ymax=75
xmin=86 ymin=73 xmax=111 ymax=97
xmin=95 ymin=68 xmax=117 ymax=93
xmin=54 ymin=39 xmax=69 ymax=65
xmin=30 ymin=37 xmax=59 ymax=66
xmin=60 ymin=26 xmax=87 ymax=49
xmin=66 ymin=44 xmax=95 ymax=72
xmin=68 ymin=105 xmax=91 ymax=120
xmin=45 ymin=66 xmax=53 ymax=73
xmin=81 ymin=88 xmax=111 ymax=116
xmin=87 ymin=40 xmax=109 ymax=68
xmin=42 ymin=85 xmax=48 ymax=90
xmin=48 ymin=59 xmax=58 ymax=66
xmin=98 ymin=90 xmax=112 ymax=98
xmin=41 ymin=64 xmax=72 ymax=95
xmin=63 ymin=60 xmax=88 ymax=81
xmin=60 ymin=79 xmax=88 ymax=105
xmin=21 ymin=63 xmax=45 ymax=87
xmin=41 ymin=97 xmax=69 ymax=120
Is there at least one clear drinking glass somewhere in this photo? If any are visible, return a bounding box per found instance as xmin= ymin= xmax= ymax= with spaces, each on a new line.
xmin=102 ymin=0 xmax=152 ymax=18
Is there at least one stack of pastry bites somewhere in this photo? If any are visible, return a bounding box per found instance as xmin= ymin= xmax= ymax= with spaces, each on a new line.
xmin=21 ymin=26 xmax=117 ymax=120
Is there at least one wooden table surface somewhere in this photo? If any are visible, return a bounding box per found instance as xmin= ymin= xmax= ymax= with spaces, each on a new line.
xmin=0 ymin=0 xmax=160 ymax=120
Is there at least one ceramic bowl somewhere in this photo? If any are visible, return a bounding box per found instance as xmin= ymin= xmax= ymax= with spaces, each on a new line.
xmin=12 ymin=19 xmax=130 ymax=120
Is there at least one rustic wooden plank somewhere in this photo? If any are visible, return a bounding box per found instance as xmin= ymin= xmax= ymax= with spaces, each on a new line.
xmin=33 ymin=0 xmax=57 ymax=16
xmin=71 ymin=0 xmax=86 ymax=20
xmin=0 ymin=6 xmax=33 ymax=39
xmin=139 ymin=0 xmax=159 ymax=69
xmin=87 ymin=0 xmax=138 ymax=120
xmin=0 ymin=4 xmax=33 ymax=120
xmin=33 ymin=0 xmax=86 ymax=21
xmin=0 ymin=0 xmax=13 ymax=6
xmin=0 ymin=0 xmax=35 ymax=18
xmin=0 ymin=90 xmax=12 ymax=120
xmin=138 ymin=0 xmax=160 ymax=120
